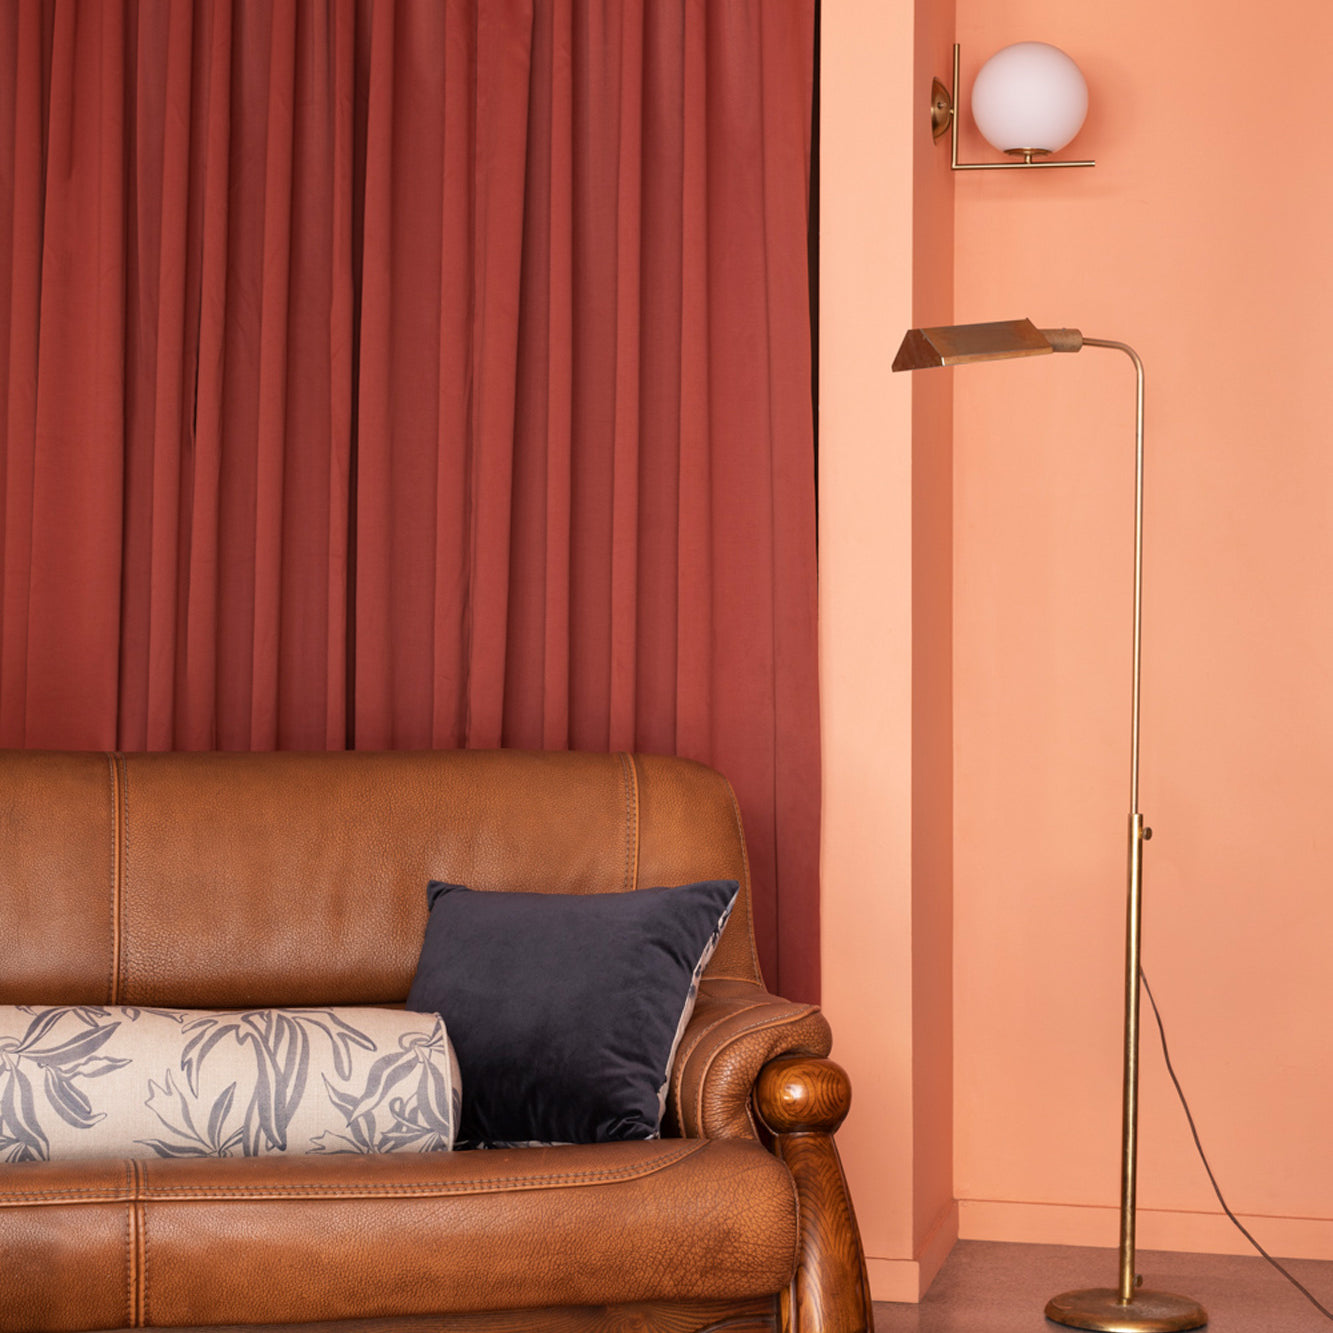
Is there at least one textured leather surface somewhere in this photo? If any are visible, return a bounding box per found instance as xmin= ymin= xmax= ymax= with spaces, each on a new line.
xmin=0 ymin=1141 xmax=797 ymax=1331
xmin=0 ymin=749 xmax=762 ymax=1009
xmin=633 ymin=753 xmax=756 ymax=982
xmin=0 ymin=751 xmax=118 ymax=1005
xmin=0 ymin=748 xmax=832 ymax=1333
xmin=669 ymin=980 xmax=833 ymax=1141
xmin=71 ymin=1303 xmax=779 ymax=1333
xmin=0 ymin=1159 xmax=131 ymax=1333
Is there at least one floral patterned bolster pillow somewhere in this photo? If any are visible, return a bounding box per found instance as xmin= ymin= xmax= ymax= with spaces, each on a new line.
xmin=0 ymin=1005 xmax=460 ymax=1163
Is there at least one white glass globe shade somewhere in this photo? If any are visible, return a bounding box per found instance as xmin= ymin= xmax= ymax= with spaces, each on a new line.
xmin=970 ymin=42 xmax=1088 ymax=155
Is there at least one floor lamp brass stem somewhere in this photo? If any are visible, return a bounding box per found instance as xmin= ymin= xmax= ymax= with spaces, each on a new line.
xmin=1044 ymin=342 xmax=1207 ymax=1332
xmin=1121 ymin=812 xmax=1147 ymax=1303
xmin=1082 ymin=338 xmax=1148 ymax=1305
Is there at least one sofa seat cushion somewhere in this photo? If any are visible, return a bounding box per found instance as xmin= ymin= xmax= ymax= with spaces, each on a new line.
xmin=0 ymin=1140 xmax=799 ymax=1332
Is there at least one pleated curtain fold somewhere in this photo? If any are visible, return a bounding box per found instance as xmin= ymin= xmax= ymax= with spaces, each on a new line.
xmin=0 ymin=0 xmax=821 ymax=1000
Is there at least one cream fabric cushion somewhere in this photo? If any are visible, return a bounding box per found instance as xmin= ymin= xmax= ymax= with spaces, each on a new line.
xmin=0 ymin=1005 xmax=460 ymax=1162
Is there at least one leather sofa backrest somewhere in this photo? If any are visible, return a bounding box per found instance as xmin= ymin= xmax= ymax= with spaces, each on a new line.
xmin=0 ymin=749 xmax=761 ymax=1008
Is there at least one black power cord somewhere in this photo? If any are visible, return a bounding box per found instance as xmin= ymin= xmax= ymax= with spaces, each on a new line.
xmin=1140 ymin=966 xmax=1333 ymax=1322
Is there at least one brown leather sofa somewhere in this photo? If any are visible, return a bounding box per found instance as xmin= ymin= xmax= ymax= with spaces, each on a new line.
xmin=0 ymin=749 xmax=872 ymax=1333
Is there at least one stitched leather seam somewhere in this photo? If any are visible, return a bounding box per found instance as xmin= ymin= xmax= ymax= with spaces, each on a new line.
xmin=671 ymin=999 xmax=772 ymax=1125
xmin=0 ymin=1143 xmax=710 ymax=1206
xmin=139 ymin=1159 xmax=150 ymax=1329
xmin=694 ymin=1010 xmax=779 ymax=1133
xmin=0 ymin=1167 xmax=701 ymax=1206
xmin=676 ymin=1000 xmax=772 ymax=1068
xmin=720 ymin=776 xmax=762 ymax=982
xmin=676 ymin=997 xmax=816 ymax=1079
xmin=686 ymin=1008 xmax=822 ymax=1134
xmin=122 ymin=1162 xmax=133 ymax=1329
xmin=617 ymin=752 xmax=631 ymax=892
xmin=671 ymin=1002 xmax=767 ymax=1125
xmin=117 ymin=753 xmax=130 ymax=1003
xmin=621 ymin=752 xmax=641 ymax=892
xmin=0 ymin=1189 xmax=140 ymax=1203
xmin=131 ymin=1160 xmax=145 ymax=1328
xmin=0 ymin=1159 xmax=686 ymax=1200
xmin=114 ymin=1182 xmax=658 ymax=1200
xmin=137 ymin=1149 xmax=707 ymax=1199
xmin=106 ymin=753 xmax=121 ymax=1005
xmin=693 ymin=1008 xmax=822 ymax=1060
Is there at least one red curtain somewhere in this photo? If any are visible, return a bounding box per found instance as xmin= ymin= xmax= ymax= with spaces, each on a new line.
xmin=0 ymin=0 xmax=820 ymax=1001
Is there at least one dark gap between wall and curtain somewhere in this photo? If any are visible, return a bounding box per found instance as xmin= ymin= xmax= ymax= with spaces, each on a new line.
xmin=809 ymin=0 xmax=820 ymax=525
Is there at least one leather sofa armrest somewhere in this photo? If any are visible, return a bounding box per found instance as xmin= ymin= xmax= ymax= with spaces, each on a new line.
xmin=667 ymin=978 xmax=833 ymax=1140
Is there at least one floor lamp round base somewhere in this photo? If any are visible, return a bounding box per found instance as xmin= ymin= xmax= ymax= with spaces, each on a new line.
xmin=1045 ymin=1288 xmax=1208 ymax=1332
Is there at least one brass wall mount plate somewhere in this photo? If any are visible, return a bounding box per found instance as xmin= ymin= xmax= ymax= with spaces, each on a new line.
xmin=931 ymin=77 xmax=953 ymax=140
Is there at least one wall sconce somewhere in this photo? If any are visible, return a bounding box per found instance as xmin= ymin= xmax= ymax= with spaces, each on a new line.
xmin=932 ymin=43 xmax=1094 ymax=171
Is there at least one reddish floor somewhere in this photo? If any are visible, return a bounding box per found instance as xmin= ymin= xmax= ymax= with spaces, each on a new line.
xmin=872 ymin=1240 xmax=1333 ymax=1332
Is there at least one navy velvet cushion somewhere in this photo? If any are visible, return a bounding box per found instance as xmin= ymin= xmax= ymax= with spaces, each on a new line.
xmin=405 ymin=878 xmax=738 ymax=1147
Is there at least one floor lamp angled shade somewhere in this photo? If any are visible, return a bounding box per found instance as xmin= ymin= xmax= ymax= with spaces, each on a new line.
xmin=891 ymin=318 xmax=1083 ymax=371
xmin=893 ymin=318 xmax=1209 ymax=1333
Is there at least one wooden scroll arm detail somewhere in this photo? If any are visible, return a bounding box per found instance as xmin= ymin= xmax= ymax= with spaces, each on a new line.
xmin=756 ymin=1057 xmax=875 ymax=1333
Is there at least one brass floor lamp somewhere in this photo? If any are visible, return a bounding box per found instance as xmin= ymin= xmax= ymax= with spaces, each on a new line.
xmin=893 ymin=320 xmax=1207 ymax=1333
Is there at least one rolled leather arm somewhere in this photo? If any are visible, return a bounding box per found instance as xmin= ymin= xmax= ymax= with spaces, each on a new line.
xmin=668 ymin=978 xmax=833 ymax=1140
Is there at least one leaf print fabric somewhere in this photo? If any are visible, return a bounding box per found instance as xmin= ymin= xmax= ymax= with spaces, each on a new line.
xmin=0 ymin=1006 xmax=460 ymax=1162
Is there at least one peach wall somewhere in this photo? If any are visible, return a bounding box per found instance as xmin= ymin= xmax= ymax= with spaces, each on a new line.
xmin=821 ymin=0 xmax=1333 ymax=1299
xmin=952 ymin=2 xmax=1333 ymax=1260
xmin=909 ymin=0 xmax=956 ymax=1277
xmin=818 ymin=0 xmax=956 ymax=1303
